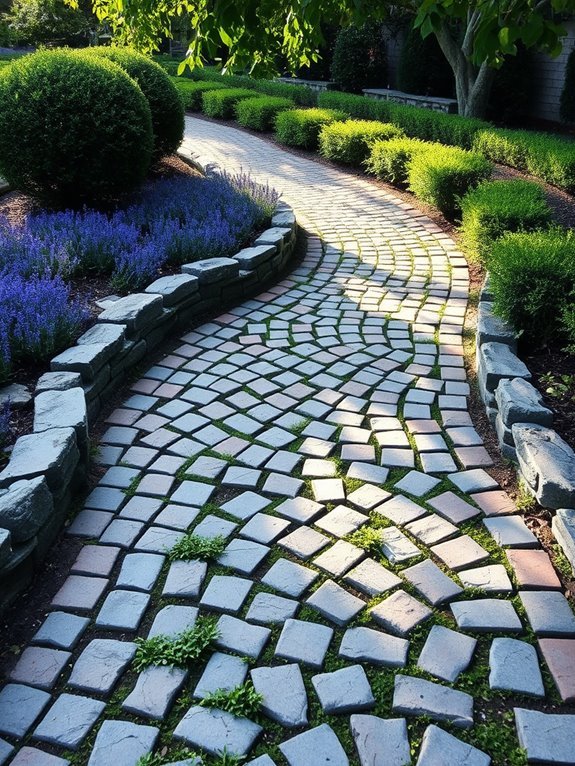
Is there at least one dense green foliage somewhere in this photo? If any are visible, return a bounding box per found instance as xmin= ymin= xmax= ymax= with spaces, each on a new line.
xmin=85 ymin=48 xmax=184 ymax=157
xmin=366 ymin=136 xmax=433 ymax=185
xmin=489 ymin=229 xmax=575 ymax=348
xmin=407 ymin=145 xmax=492 ymax=217
xmin=319 ymin=119 xmax=403 ymax=165
xmin=397 ymin=24 xmax=454 ymax=97
xmin=235 ymin=96 xmax=294 ymax=131
xmin=560 ymin=47 xmax=575 ymax=122
xmin=173 ymin=79 xmax=230 ymax=110
xmin=190 ymin=67 xmax=317 ymax=106
xmin=133 ymin=617 xmax=219 ymax=670
xmin=330 ymin=22 xmax=386 ymax=93
xmin=168 ymin=534 xmax=226 ymax=562
xmin=459 ymin=179 xmax=552 ymax=263
xmin=275 ymin=107 xmax=347 ymax=149
xmin=6 ymin=0 xmax=92 ymax=46
xmin=0 ymin=49 xmax=152 ymax=205
xmin=200 ymin=682 xmax=263 ymax=718
xmin=201 ymin=87 xmax=257 ymax=119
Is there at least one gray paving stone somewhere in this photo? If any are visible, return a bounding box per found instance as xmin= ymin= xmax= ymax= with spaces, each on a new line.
xmin=148 ymin=605 xmax=198 ymax=639
xmin=489 ymin=637 xmax=544 ymax=696
xmin=193 ymin=515 xmax=237 ymax=539
xmin=200 ymin=575 xmax=253 ymax=613
xmin=404 ymin=514 xmax=458 ymax=546
xmin=134 ymin=526 xmax=185 ymax=554
xmin=339 ymin=627 xmax=408 ymax=668
xmin=95 ymin=590 xmax=150 ymax=631
xmin=220 ymin=492 xmax=271 ymax=521
xmin=381 ymin=527 xmax=421 ymax=564
xmin=0 ymin=684 xmax=51 ymax=737
xmin=0 ymin=740 xmax=12 ymax=766
xmin=374 ymin=495 xmax=427 ymax=525
xmin=32 ymin=612 xmax=89 ymax=650
xmin=448 ymin=469 xmax=498 ymax=494
xmin=120 ymin=496 xmax=163 ymax=522
xmin=215 ymin=615 xmax=271 ymax=659
xmin=246 ymin=757 xmax=276 ymax=766
xmin=240 ymin=513 xmax=291 ymax=544
xmin=33 ymin=694 xmax=105 ymax=750
xmin=519 ymin=591 xmax=575 ymax=636
xmin=430 ymin=535 xmax=489 ymax=571
xmin=451 ymin=599 xmax=522 ymax=633
xmin=217 ymin=538 xmax=270 ymax=575
xmin=69 ymin=640 xmax=136 ymax=694
xmin=278 ymin=526 xmax=330 ymax=559
xmin=251 ymin=664 xmax=308 ymax=727
xmin=170 ymin=481 xmax=215 ymax=507
xmin=514 ymin=708 xmax=575 ymax=765
xmin=194 ymin=652 xmax=248 ymax=699
xmin=350 ymin=715 xmax=411 ymax=766
xmin=87 ymin=720 xmax=159 ymax=766
xmin=417 ymin=626 xmax=477 ymax=682
xmin=458 ymin=564 xmax=513 ymax=593
xmin=306 ymin=579 xmax=365 ymax=626
xmin=123 ymin=665 xmax=188 ymax=719
xmin=402 ymin=559 xmax=463 ymax=605
xmin=99 ymin=518 xmax=144 ymax=547
xmin=312 ymin=665 xmax=374 ymax=714
xmin=246 ymin=592 xmax=299 ymax=624
xmin=154 ymin=504 xmax=200 ymax=530
xmin=347 ymin=484 xmax=391 ymax=510
xmin=347 ymin=462 xmax=389 ymax=485
xmin=394 ymin=470 xmax=441 ymax=497
xmin=416 ymin=725 xmax=491 ymax=766
xmin=9 ymin=748 xmax=69 ymax=766
xmin=9 ymin=647 xmax=70 ymax=690
xmin=173 ymin=705 xmax=262 ymax=757
xmin=344 ymin=558 xmax=402 ymax=597
xmin=483 ymin=516 xmax=538 ymax=548
xmin=393 ymin=675 xmax=474 ymax=729
xmin=314 ymin=540 xmax=365 ymax=577
xmin=262 ymin=558 xmax=318 ymax=597
xmin=371 ymin=591 xmax=432 ymax=636
xmin=279 ymin=723 xmax=349 ymax=766
xmin=163 ymin=560 xmax=207 ymax=598
xmin=275 ymin=619 xmax=334 ymax=668
xmin=315 ymin=505 xmax=368 ymax=537
xmin=51 ymin=574 xmax=108 ymax=611
xmin=275 ymin=496 xmax=324 ymax=523
xmin=116 ymin=553 xmax=165 ymax=591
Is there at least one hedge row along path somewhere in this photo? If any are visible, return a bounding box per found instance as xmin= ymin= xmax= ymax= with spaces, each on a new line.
xmin=1 ymin=116 xmax=574 ymax=766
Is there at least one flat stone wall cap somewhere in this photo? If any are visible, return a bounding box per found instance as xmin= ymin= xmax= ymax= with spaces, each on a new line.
xmin=35 ymin=371 xmax=83 ymax=395
xmin=0 ymin=383 xmax=31 ymax=409
xmin=34 ymin=388 xmax=87 ymax=438
xmin=496 ymin=378 xmax=553 ymax=428
xmin=182 ymin=258 xmax=239 ymax=284
xmin=480 ymin=343 xmax=531 ymax=392
xmin=98 ymin=293 xmax=163 ymax=331
xmin=254 ymin=227 xmax=291 ymax=246
xmin=272 ymin=210 xmax=296 ymax=227
xmin=0 ymin=427 xmax=78 ymax=491
xmin=513 ymin=424 xmax=575 ymax=508
xmin=0 ymin=476 xmax=53 ymax=543
xmin=477 ymin=302 xmax=517 ymax=348
xmin=50 ymin=343 xmax=112 ymax=381
xmin=145 ymin=274 xmax=199 ymax=306
xmin=553 ymin=509 xmax=575 ymax=572
xmin=234 ymin=245 xmax=277 ymax=269
xmin=77 ymin=323 xmax=126 ymax=350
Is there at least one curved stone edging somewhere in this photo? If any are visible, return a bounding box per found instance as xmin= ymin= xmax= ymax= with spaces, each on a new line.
xmin=476 ymin=276 xmax=575 ymax=570
xmin=0 ymin=151 xmax=298 ymax=611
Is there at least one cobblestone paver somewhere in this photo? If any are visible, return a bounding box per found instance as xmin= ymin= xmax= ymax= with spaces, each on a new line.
xmin=2 ymin=117 xmax=575 ymax=765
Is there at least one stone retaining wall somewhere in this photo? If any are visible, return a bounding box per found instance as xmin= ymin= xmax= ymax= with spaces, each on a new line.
xmin=476 ymin=277 xmax=575 ymax=571
xmin=362 ymin=88 xmax=458 ymax=114
xmin=0 ymin=167 xmax=298 ymax=612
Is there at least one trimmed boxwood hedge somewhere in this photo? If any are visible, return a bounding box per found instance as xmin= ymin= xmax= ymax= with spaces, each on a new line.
xmin=190 ymin=67 xmax=317 ymax=106
xmin=275 ymin=107 xmax=348 ymax=149
xmin=319 ymin=119 xmax=404 ymax=165
xmin=235 ymin=96 xmax=294 ymax=131
xmin=202 ymin=87 xmax=257 ymax=119
xmin=366 ymin=136 xmax=433 ymax=185
xmin=173 ymin=79 xmax=230 ymax=111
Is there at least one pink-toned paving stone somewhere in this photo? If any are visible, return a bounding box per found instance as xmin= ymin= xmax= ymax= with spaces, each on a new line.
xmin=538 ymin=639 xmax=575 ymax=702
xmin=506 ymin=549 xmax=562 ymax=590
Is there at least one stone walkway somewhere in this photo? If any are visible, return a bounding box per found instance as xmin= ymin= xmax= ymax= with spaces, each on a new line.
xmin=1 ymin=116 xmax=574 ymax=766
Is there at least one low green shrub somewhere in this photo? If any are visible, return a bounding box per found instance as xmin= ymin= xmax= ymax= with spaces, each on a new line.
xmin=319 ymin=119 xmax=404 ymax=165
xmin=84 ymin=48 xmax=184 ymax=158
xmin=0 ymin=49 xmax=153 ymax=205
xmin=274 ymin=107 xmax=347 ymax=149
xmin=366 ymin=136 xmax=432 ymax=185
xmin=173 ymin=79 xmax=230 ymax=110
xmin=190 ymin=67 xmax=316 ymax=106
xmin=202 ymin=87 xmax=257 ymax=119
xmin=472 ymin=128 xmax=528 ymax=168
xmin=318 ymin=90 xmax=392 ymax=121
xmin=235 ymin=95 xmax=294 ymax=131
xmin=459 ymin=179 xmax=552 ymax=263
xmin=489 ymin=229 xmax=575 ymax=348
xmin=407 ymin=145 xmax=492 ymax=218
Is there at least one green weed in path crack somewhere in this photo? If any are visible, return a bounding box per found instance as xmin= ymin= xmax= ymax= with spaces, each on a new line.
xmin=133 ymin=617 xmax=219 ymax=671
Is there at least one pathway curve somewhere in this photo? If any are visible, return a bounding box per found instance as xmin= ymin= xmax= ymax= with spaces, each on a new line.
xmin=1 ymin=117 xmax=574 ymax=766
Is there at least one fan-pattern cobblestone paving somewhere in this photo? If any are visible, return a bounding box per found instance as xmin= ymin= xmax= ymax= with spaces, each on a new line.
xmin=1 ymin=117 xmax=575 ymax=765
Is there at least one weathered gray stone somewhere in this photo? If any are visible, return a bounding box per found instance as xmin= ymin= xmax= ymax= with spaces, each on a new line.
xmin=116 ymin=553 xmax=165 ymax=592
xmin=339 ymin=627 xmax=408 ymax=668
xmin=35 ymin=371 xmax=83 ymax=394
xmin=401 ymin=559 xmax=463 ymax=605
xmin=279 ymin=724 xmax=349 ymax=766
xmin=34 ymin=388 xmax=88 ymax=453
xmin=246 ymin=592 xmax=299 ymax=624
xmin=246 ymin=757 xmax=276 ymax=766
xmin=489 ymin=637 xmax=544 ymax=696
xmin=514 ymin=708 xmax=575 ymax=765
xmin=553 ymin=509 xmax=575 ymax=573
xmin=477 ymin=302 xmax=517 ymax=350
xmin=314 ymin=539 xmax=365 ymax=577
xmin=0 ymin=528 xmax=10 ymax=566
xmin=251 ymin=664 xmax=308 ymax=727
xmin=451 ymin=599 xmax=522 ymax=633
xmin=416 ymin=725 xmax=491 ymax=766
xmin=148 ymin=606 xmax=198 ymax=639
xmin=217 ymin=538 xmax=270 ymax=575
xmin=306 ymin=579 xmax=364 ymax=626
xmin=381 ymin=527 xmax=421 ymax=564
xmin=0 ymin=477 xmax=53 ymax=542
xmin=33 ymin=611 xmax=89 ymax=650
xmin=519 ymin=591 xmax=575 ymax=636
xmin=182 ymin=257 xmax=239 ymax=284
xmin=513 ymin=424 xmax=575 ymax=508
xmin=0 ymin=684 xmax=51 ymax=737
xmin=95 ymin=590 xmax=150 ymax=631
xmin=98 ymin=293 xmax=163 ymax=332
xmin=483 ymin=515 xmax=538 ymax=548
xmin=370 ymin=591 xmax=432 ymax=636
xmin=312 ymin=665 xmax=374 ymax=714
xmin=393 ymin=675 xmax=474 ymax=729
xmin=9 ymin=646 xmax=70 ymax=690
xmin=417 ymin=626 xmax=477 ymax=682
xmin=479 ymin=342 xmax=530 ymax=395
xmin=194 ymin=652 xmax=248 ymax=699
xmin=123 ymin=665 xmax=188 ymax=719
xmin=33 ymin=693 xmax=105 ymax=750
xmin=87 ymin=720 xmax=159 ymax=766
xmin=275 ymin=618 xmax=333 ymax=668
xmin=496 ymin=378 xmax=552 ymax=428
xmin=51 ymin=344 xmax=111 ymax=380
xmin=234 ymin=244 xmax=276 ymax=269
xmin=163 ymin=560 xmax=207 ymax=598
xmin=0 ymin=382 xmax=31 ymax=408
xmin=200 ymin=574 xmax=253 ymax=613
xmin=174 ymin=705 xmax=262 ymax=756
xmin=255 ymin=227 xmax=291 ymax=247
xmin=343 ymin=558 xmax=402 ymax=597
xmin=272 ymin=210 xmax=296 ymax=227
xmin=215 ymin=615 xmax=271 ymax=659
xmin=145 ymin=274 xmax=199 ymax=306
xmin=350 ymin=715 xmax=411 ymax=766
xmin=8 ymin=747 xmax=68 ymax=766
xmin=0 ymin=428 xmax=78 ymax=491
xmin=68 ymin=639 xmax=136 ymax=693
xmin=262 ymin=558 xmax=318 ymax=596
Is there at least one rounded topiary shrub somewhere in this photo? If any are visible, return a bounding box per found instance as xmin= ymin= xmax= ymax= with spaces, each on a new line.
xmin=0 ymin=49 xmax=153 ymax=205
xmin=84 ymin=47 xmax=184 ymax=157
xmin=330 ymin=22 xmax=386 ymax=94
